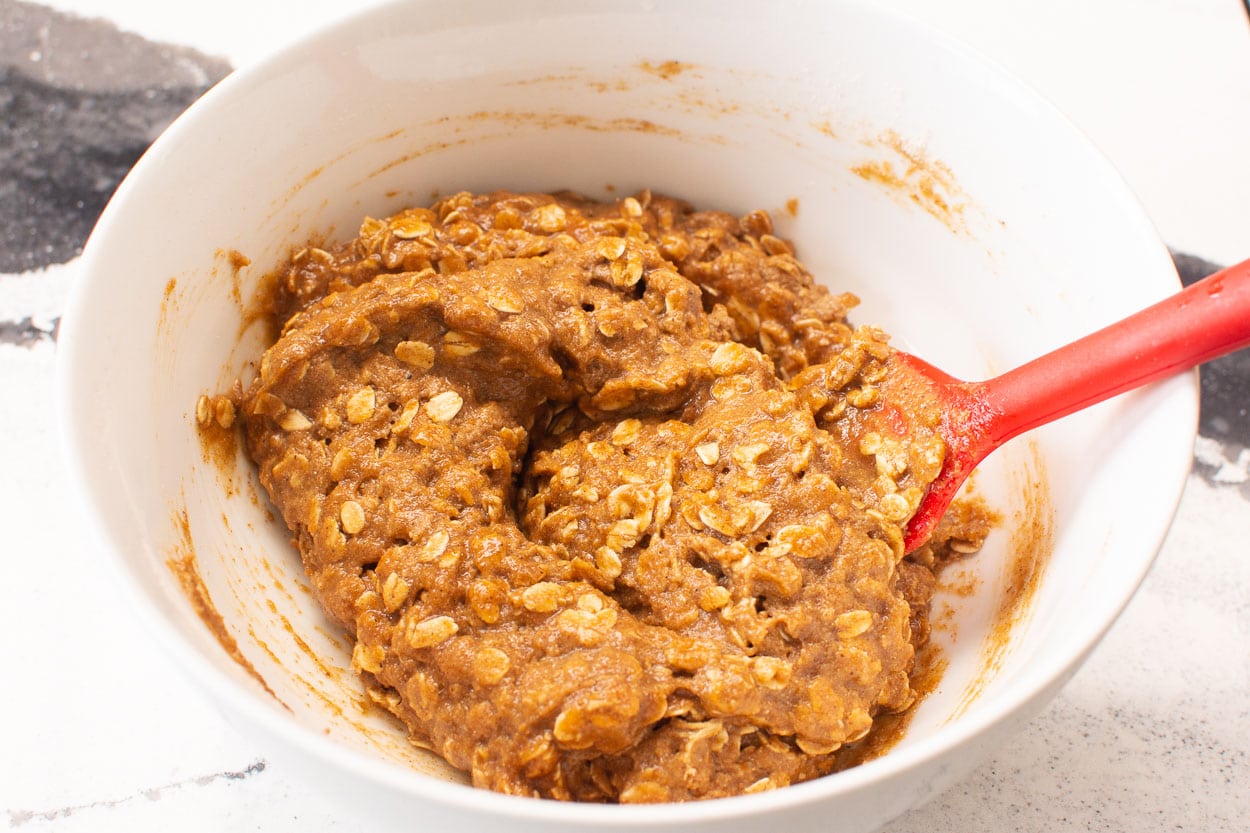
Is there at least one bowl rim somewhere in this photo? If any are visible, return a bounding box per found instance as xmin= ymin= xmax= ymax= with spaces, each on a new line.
xmin=57 ymin=0 xmax=1197 ymax=824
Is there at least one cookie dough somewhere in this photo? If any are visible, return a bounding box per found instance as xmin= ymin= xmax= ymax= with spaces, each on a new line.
xmin=239 ymin=190 xmax=988 ymax=802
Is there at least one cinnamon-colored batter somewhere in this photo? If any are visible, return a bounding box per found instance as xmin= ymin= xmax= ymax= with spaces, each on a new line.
xmin=237 ymin=190 xmax=989 ymax=802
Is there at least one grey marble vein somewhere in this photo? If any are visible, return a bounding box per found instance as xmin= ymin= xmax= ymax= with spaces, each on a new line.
xmin=0 ymin=313 xmax=56 ymax=345
xmin=4 ymin=759 xmax=268 ymax=827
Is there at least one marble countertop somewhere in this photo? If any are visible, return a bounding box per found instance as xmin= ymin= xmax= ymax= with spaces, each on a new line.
xmin=2 ymin=0 xmax=1247 ymax=830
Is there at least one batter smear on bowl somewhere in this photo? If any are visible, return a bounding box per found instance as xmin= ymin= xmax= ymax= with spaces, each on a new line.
xmin=236 ymin=190 xmax=993 ymax=802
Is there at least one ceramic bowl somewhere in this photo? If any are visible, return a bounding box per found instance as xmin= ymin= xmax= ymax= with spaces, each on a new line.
xmin=58 ymin=1 xmax=1195 ymax=831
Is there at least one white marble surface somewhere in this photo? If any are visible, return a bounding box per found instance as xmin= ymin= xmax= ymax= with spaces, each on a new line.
xmin=2 ymin=1 xmax=1248 ymax=830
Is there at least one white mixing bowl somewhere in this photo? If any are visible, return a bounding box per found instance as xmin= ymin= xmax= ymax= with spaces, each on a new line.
xmin=58 ymin=1 xmax=1195 ymax=831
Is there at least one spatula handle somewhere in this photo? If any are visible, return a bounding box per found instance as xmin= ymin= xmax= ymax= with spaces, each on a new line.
xmin=982 ymin=256 xmax=1250 ymax=446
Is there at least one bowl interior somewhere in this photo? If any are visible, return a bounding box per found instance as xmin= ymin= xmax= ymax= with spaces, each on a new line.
xmin=60 ymin=0 xmax=1193 ymax=827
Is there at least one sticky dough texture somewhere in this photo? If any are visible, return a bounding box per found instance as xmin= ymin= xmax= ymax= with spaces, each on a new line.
xmin=242 ymin=191 xmax=947 ymax=802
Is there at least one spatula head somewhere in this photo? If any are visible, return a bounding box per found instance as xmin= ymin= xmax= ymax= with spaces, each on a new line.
xmin=883 ymin=351 xmax=998 ymax=552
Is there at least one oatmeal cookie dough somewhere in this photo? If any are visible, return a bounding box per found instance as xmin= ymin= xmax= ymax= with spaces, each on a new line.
xmin=240 ymin=190 xmax=985 ymax=802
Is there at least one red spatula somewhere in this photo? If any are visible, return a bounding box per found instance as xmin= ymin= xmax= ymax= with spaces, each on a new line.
xmin=897 ymin=257 xmax=1250 ymax=553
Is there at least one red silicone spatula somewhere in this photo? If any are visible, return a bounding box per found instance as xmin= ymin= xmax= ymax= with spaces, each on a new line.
xmin=898 ymin=256 xmax=1250 ymax=553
